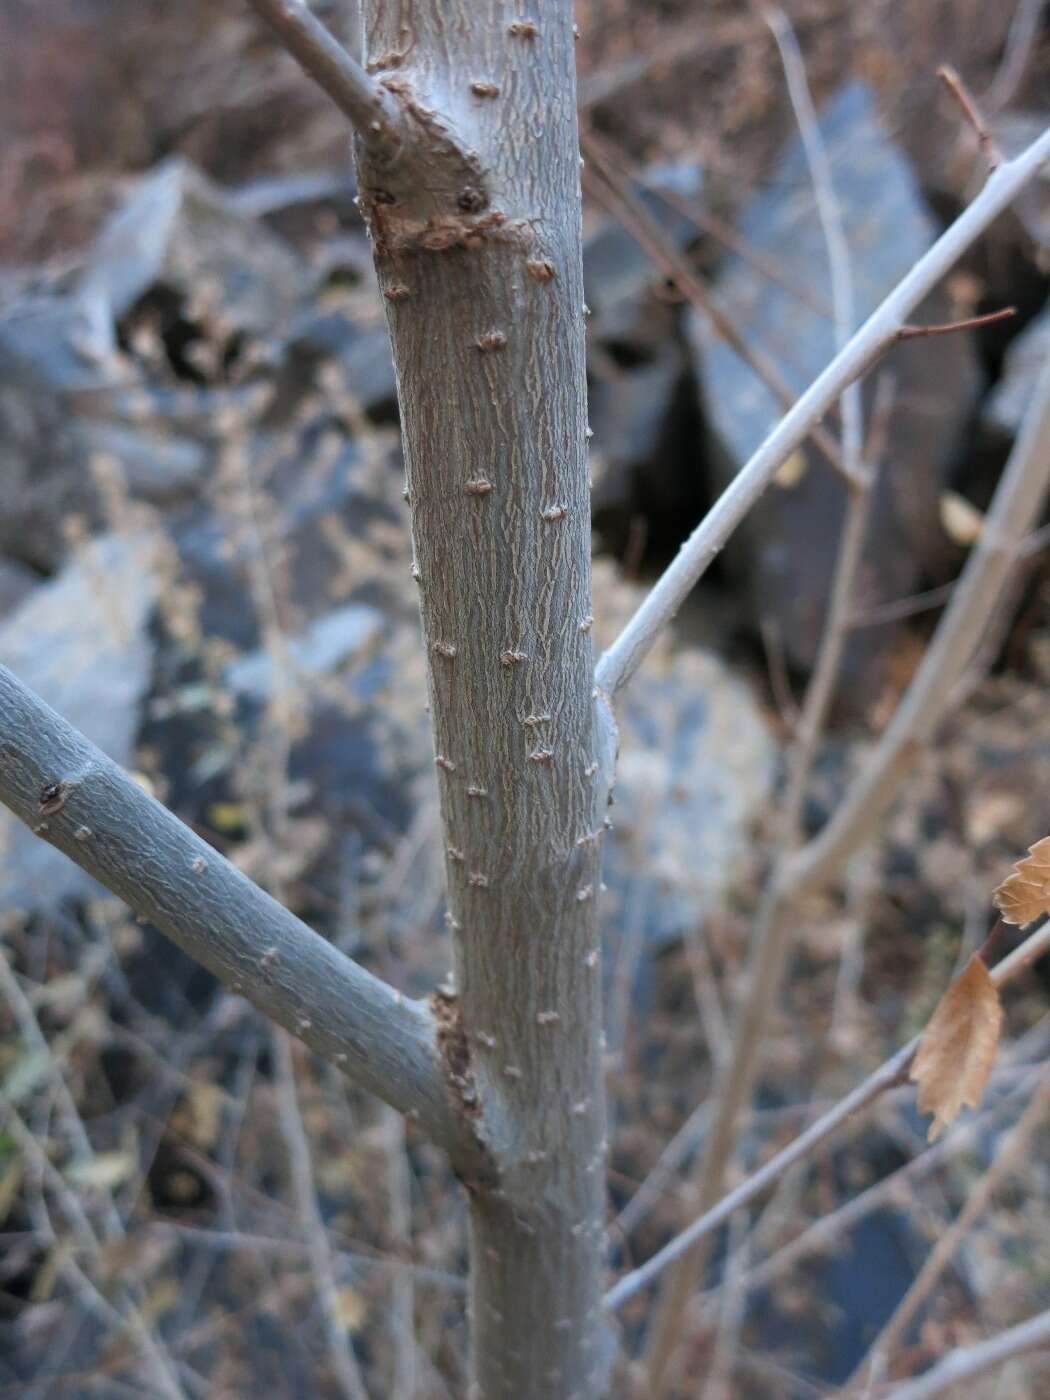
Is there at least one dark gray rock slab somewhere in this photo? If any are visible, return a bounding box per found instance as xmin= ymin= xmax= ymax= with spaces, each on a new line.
xmin=0 ymin=535 xmax=157 ymax=913
xmin=0 ymin=158 xmax=393 ymax=571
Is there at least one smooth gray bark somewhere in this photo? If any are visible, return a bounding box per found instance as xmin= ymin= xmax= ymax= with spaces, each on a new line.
xmin=1 ymin=2 xmax=613 ymax=1392
xmin=354 ymin=5 xmax=615 ymax=1396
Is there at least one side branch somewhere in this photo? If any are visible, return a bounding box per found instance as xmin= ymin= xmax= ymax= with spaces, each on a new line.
xmin=604 ymin=918 xmax=1050 ymax=1311
xmin=882 ymin=1306 xmax=1050 ymax=1400
xmin=0 ymin=666 xmax=482 ymax=1175
xmin=245 ymin=0 xmax=402 ymax=147
xmin=595 ymin=124 xmax=1050 ymax=697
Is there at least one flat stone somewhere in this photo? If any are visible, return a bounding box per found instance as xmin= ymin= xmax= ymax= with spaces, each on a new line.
xmin=984 ymin=304 xmax=1050 ymax=440
xmin=0 ymin=535 xmax=157 ymax=912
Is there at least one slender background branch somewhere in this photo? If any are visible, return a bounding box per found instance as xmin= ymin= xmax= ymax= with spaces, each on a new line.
xmin=640 ymin=341 xmax=1050 ymax=1386
xmin=845 ymin=1062 xmax=1050 ymax=1393
xmin=604 ymin=917 xmax=1050 ymax=1312
xmin=765 ymin=2 xmax=871 ymax=844
xmin=595 ymin=124 xmax=1050 ymax=698
xmin=787 ymin=345 xmax=1050 ymax=894
xmin=882 ymin=1306 xmax=1050 ymax=1400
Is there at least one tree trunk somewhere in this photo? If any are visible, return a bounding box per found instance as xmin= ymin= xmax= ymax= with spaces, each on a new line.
xmin=355 ymin=4 xmax=614 ymax=1395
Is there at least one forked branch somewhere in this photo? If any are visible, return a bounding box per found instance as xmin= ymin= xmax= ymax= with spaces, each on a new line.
xmin=0 ymin=666 xmax=487 ymax=1179
xmin=245 ymin=0 xmax=402 ymax=146
xmin=641 ymin=343 xmax=1050 ymax=1384
xmin=595 ymin=123 xmax=1050 ymax=698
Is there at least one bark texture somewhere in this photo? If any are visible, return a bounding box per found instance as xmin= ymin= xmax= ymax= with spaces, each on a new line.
xmin=357 ymin=3 xmax=614 ymax=1395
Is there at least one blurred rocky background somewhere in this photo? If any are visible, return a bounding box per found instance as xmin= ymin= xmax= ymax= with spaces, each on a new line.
xmin=1 ymin=2 xmax=1050 ymax=1396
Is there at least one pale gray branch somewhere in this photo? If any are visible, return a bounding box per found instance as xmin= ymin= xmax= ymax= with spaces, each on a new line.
xmin=595 ymin=124 xmax=1050 ymax=698
xmin=983 ymin=0 xmax=1046 ymax=113
xmin=244 ymin=0 xmax=401 ymax=145
xmin=766 ymin=4 xmax=871 ymax=844
xmin=604 ymin=918 xmax=1050 ymax=1311
xmin=882 ymin=1307 xmax=1050 ymax=1400
xmin=638 ymin=341 xmax=1050 ymax=1374
xmin=274 ymin=1031 xmax=370 ymax=1400
xmin=786 ymin=345 xmax=1050 ymax=894
xmin=766 ymin=4 xmax=863 ymax=476
xmin=0 ymin=665 xmax=479 ymax=1172
xmin=847 ymin=1063 xmax=1050 ymax=1393
xmin=703 ymin=1056 xmax=1046 ymax=1311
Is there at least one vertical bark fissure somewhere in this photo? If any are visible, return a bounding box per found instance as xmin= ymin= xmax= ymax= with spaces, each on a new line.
xmin=359 ymin=5 xmax=611 ymax=1396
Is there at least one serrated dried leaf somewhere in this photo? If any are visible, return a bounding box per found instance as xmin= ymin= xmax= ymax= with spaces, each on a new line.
xmin=910 ymin=955 xmax=1002 ymax=1141
xmin=993 ymin=835 xmax=1050 ymax=926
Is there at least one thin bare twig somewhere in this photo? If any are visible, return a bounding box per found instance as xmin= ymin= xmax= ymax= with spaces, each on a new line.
xmin=983 ymin=0 xmax=1046 ymax=114
xmin=765 ymin=5 xmax=864 ymax=478
xmin=0 ymin=949 xmax=199 ymax=1393
xmin=274 ymin=1033 xmax=370 ymax=1400
xmin=640 ymin=180 xmax=832 ymax=318
xmin=849 ymin=582 xmax=956 ymax=629
xmin=643 ymin=20 xmax=871 ymax=1379
xmin=701 ymin=1055 xmax=1047 ymax=1311
xmin=595 ymin=124 xmax=1050 ymax=699
xmin=897 ymin=306 xmax=1015 ymax=340
xmin=760 ymin=618 xmax=801 ymax=733
xmin=145 ymin=1220 xmax=464 ymax=1291
xmin=701 ymin=1209 xmax=750 ymax=1400
xmin=880 ymin=1306 xmax=1050 ymax=1400
xmin=785 ymin=346 xmax=1050 ymax=898
xmin=580 ymin=129 xmax=854 ymax=485
xmin=613 ymin=1098 xmax=710 ymax=1244
xmin=382 ymin=1105 xmax=418 ymax=1400
xmin=0 ymin=666 xmax=479 ymax=1172
xmin=938 ymin=64 xmax=1004 ymax=172
xmin=604 ymin=918 xmax=1050 ymax=1311
xmin=0 ymin=952 xmax=124 ymax=1237
xmin=611 ymin=1098 xmax=832 ymax=1245
xmin=846 ymin=1063 xmax=1050 ymax=1393
xmin=2 ymin=1104 xmax=186 ymax=1399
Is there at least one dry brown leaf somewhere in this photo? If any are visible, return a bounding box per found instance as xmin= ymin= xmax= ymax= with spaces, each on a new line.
xmin=993 ymin=835 xmax=1050 ymax=926
xmin=909 ymin=955 xmax=1002 ymax=1141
